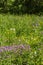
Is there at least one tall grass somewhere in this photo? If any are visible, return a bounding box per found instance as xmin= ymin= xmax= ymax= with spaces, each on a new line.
xmin=0 ymin=14 xmax=43 ymax=65
xmin=0 ymin=14 xmax=43 ymax=46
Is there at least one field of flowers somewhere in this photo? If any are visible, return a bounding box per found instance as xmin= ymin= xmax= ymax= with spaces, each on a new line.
xmin=0 ymin=14 xmax=43 ymax=65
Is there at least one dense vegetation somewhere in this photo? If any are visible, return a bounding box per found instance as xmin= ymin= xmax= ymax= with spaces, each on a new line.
xmin=0 ymin=0 xmax=43 ymax=14
xmin=0 ymin=14 xmax=43 ymax=46
xmin=0 ymin=14 xmax=43 ymax=64
xmin=0 ymin=0 xmax=43 ymax=64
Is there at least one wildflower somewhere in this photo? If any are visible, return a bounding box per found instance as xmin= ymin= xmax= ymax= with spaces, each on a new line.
xmin=32 ymin=22 xmax=39 ymax=27
xmin=34 ymin=51 xmax=37 ymax=55
xmin=19 ymin=39 xmax=21 ymax=42
xmin=19 ymin=44 xmax=25 ymax=50
xmin=0 ymin=49 xmax=3 ymax=52
xmin=10 ymin=28 xmax=15 ymax=31
xmin=34 ymin=38 xmax=37 ymax=41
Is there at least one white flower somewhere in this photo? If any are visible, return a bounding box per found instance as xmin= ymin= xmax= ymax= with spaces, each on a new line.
xmin=10 ymin=28 xmax=15 ymax=31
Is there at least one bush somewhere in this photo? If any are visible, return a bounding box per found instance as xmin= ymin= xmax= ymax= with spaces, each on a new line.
xmin=0 ymin=0 xmax=43 ymax=14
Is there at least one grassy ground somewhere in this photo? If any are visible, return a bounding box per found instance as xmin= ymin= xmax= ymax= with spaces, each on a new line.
xmin=0 ymin=14 xmax=43 ymax=65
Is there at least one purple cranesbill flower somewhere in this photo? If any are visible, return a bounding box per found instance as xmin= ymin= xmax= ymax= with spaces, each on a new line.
xmin=19 ymin=44 xmax=25 ymax=50
xmin=4 ymin=46 xmax=13 ymax=51
xmin=0 ymin=49 xmax=3 ymax=52
xmin=0 ymin=44 xmax=31 ymax=53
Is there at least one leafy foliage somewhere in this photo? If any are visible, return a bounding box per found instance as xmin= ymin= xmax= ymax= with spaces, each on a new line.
xmin=0 ymin=0 xmax=43 ymax=14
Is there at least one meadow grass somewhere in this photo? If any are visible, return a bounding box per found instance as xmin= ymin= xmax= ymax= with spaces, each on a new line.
xmin=0 ymin=14 xmax=43 ymax=65
xmin=0 ymin=14 xmax=43 ymax=46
